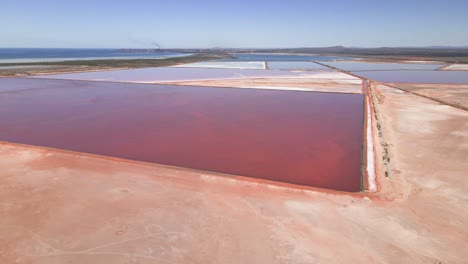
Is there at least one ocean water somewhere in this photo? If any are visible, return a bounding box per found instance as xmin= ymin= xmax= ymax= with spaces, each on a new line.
xmin=0 ymin=48 xmax=189 ymax=63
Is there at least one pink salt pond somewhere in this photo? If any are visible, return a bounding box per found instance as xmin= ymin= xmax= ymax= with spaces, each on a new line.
xmin=0 ymin=78 xmax=365 ymax=192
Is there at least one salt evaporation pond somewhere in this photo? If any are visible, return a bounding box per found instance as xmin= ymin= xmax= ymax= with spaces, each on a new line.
xmin=32 ymin=67 xmax=304 ymax=83
xmin=324 ymin=61 xmax=443 ymax=71
xmin=268 ymin=61 xmax=329 ymax=70
xmin=0 ymin=78 xmax=364 ymax=192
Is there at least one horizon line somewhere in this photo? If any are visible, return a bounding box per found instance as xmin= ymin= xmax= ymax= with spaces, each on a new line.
xmin=1 ymin=46 xmax=468 ymax=50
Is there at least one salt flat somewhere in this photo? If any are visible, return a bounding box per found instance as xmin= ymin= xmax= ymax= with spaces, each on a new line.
xmin=173 ymin=61 xmax=265 ymax=69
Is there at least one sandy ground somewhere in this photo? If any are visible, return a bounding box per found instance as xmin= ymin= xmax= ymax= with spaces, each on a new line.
xmin=440 ymin=64 xmax=468 ymax=71
xmin=388 ymin=83 xmax=468 ymax=110
xmin=1 ymin=77 xmax=467 ymax=263
xmin=351 ymin=70 xmax=468 ymax=85
xmin=163 ymin=77 xmax=363 ymax=93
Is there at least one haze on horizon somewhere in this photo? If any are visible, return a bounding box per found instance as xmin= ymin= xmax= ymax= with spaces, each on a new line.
xmin=1 ymin=0 xmax=468 ymax=49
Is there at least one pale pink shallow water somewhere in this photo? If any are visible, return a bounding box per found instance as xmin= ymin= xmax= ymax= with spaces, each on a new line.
xmin=0 ymin=78 xmax=364 ymax=192
xmin=267 ymin=61 xmax=329 ymax=70
xmin=30 ymin=67 xmax=314 ymax=83
xmin=323 ymin=61 xmax=443 ymax=71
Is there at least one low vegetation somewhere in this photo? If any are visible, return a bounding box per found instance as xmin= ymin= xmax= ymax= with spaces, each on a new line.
xmin=0 ymin=53 xmax=231 ymax=77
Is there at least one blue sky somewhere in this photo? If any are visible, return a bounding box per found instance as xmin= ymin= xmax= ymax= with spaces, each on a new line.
xmin=1 ymin=0 xmax=467 ymax=48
